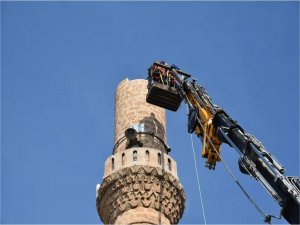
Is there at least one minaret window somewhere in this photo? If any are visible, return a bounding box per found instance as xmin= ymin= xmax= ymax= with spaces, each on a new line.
xmin=122 ymin=153 xmax=125 ymax=166
xmin=168 ymin=158 xmax=172 ymax=171
xmin=133 ymin=150 xmax=137 ymax=162
xmin=112 ymin=158 xmax=115 ymax=170
xmin=146 ymin=150 xmax=150 ymax=162
xmin=158 ymin=153 xmax=161 ymax=165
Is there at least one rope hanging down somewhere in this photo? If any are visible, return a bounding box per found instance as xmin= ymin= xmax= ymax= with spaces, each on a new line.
xmin=190 ymin=133 xmax=207 ymax=225
xmin=187 ymin=104 xmax=207 ymax=225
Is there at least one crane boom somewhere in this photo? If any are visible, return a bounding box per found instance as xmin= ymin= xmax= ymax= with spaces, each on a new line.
xmin=146 ymin=61 xmax=300 ymax=224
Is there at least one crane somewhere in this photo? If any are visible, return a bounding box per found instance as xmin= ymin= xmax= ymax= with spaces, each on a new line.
xmin=146 ymin=61 xmax=300 ymax=224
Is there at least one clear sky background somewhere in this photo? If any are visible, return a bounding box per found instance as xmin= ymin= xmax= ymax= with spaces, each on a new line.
xmin=1 ymin=2 xmax=299 ymax=224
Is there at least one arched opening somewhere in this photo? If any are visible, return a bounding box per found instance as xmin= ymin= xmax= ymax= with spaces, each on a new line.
xmin=168 ymin=158 xmax=172 ymax=171
xmin=158 ymin=153 xmax=161 ymax=165
xmin=133 ymin=150 xmax=137 ymax=162
xmin=112 ymin=158 xmax=115 ymax=170
xmin=146 ymin=150 xmax=150 ymax=162
xmin=122 ymin=153 xmax=125 ymax=166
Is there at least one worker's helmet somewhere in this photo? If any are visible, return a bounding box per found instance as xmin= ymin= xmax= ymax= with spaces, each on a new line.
xmin=159 ymin=61 xmax=167 ymax=65
xmin=171 ymin=64 xmax=180 ymax=70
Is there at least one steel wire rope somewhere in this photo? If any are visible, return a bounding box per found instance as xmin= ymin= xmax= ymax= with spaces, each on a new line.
xmin=187 ymin=106 xmax=207 ymax=225
xmin=190 ymin=133 xmax=208 ymax=225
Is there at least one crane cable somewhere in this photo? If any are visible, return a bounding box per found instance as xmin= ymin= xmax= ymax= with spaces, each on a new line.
xmin=190 ymin=132 xmax=207 ymax=225
xmin=195 ymin=114 xmax=273 ymax=224
xmin=186 ymin=105 xmax=207 ymax=224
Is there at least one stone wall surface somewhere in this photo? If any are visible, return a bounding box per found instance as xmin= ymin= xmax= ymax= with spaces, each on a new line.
xmin=103 ymin=147 xmax=178 ymax=179
xmin=114 ymin=79 xmax=166 ymax=153
xmin=114 ymin=207 xmax=170 ymax=225
xmin=97 ymin=166 xmax=185 ymax=224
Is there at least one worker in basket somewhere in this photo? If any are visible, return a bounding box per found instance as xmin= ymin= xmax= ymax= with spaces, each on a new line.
xmin=148 ymin=61 xmax=177 ymax=88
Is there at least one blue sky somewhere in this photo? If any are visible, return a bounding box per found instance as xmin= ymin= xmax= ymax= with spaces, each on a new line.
xmin=1 ymin=2 xmax=299 ymax=224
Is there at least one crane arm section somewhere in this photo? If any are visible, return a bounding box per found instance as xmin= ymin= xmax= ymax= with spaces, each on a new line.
xmin=146 ymin=61 xmax=300 ymax=224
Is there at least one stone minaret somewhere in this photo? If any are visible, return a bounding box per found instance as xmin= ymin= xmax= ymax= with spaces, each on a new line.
xmin=96 ymin=79 xmax=185 ymax=224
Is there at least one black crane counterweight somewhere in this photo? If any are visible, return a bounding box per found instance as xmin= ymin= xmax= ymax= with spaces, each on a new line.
xmin=146 ymin=61 xmax=300 ymax=224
